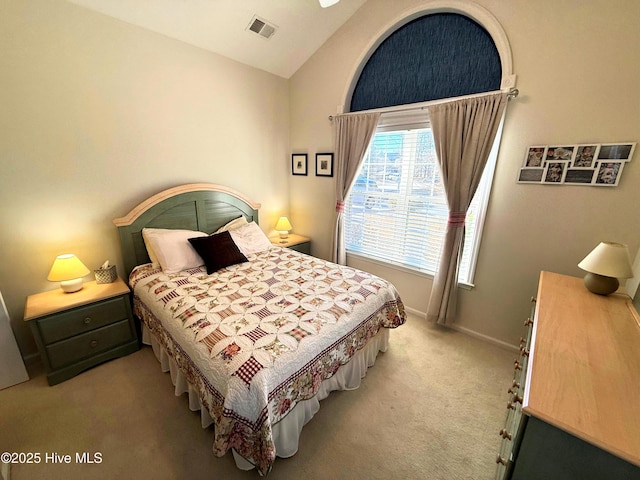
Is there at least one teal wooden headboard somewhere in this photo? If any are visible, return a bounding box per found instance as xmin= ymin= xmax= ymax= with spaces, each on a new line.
xmin=113 ymin=183 xmax=261 ymax=280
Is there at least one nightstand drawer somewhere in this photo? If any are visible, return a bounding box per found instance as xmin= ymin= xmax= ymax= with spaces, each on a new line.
xmin=37 ymin=296 xmax=129 ymax=344
xmin=46 ymin=319 xmax=134 ymax=369
xmin=288 ymin=242 xmax=310 ymax=254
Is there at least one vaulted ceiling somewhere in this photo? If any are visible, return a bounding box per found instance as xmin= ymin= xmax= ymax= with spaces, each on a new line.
xmin=65 ymin=0 xmax=368 ymax=78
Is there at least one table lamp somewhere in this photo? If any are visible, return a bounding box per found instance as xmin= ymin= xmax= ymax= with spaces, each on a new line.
xmin=47 ymin=254 xmax=90 ymax=293
xmin=275 ymin=216 xmax=293 ymax=242
xmin=577 ymin=242 xmax=633 ymax=295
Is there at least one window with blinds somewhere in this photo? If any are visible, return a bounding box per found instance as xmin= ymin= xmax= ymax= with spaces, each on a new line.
xmin=343 ymin=116 xmax=496 ymax=285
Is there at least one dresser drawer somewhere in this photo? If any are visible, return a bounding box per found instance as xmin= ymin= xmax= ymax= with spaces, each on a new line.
xmin=37 ymin=296 xmax=129 ymax=344
xmin=45 ymin=319 xmax=134 ymax=369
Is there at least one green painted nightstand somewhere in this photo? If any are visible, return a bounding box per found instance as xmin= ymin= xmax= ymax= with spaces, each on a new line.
xmin=24 ymin=278 xmax=139 ymax=385
xmin=270 ymin=233 xmax=311 ymax=255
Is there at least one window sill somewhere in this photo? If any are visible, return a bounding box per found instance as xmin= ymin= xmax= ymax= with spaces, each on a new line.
xmin=345 ymin=251 xmax=474 ymax=290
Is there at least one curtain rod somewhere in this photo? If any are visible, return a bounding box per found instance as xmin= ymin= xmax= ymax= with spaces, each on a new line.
xmin=328 ymin=87 xmax=519 ymax=121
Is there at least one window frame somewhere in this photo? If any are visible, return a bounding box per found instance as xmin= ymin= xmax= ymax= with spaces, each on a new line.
xmin=343 ymin=106 xmax=504 ymax=287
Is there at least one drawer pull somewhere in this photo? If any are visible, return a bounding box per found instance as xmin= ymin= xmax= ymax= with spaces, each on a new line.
xmin=507 ymin=402 xmax=516 ymax=410
xmin=530 ymin=296 xmax=536 ymax=303
xmin=524 ymin=317 xmax=534 ymax=327
xmin=496 ymin=455 xmax=507 ymax=465
xmin=512 ymin=380 xmax=521 ymax=389
xmin=514 ymin=360 xmax=522 ymax=371
xmin=499 ymin=429 xmax=512 ymax=440
xmin=520 ymin=347 xmax=530 ymax=357
xmin=90 ymin=340 xmax=98 ymax=348
xmin=512 ymin=394 xmax=523 ymax=404
xmin=83 ymin=317 xmax=92 ymax=325
xmin=508 ymin=387 xmax=518 ymax=395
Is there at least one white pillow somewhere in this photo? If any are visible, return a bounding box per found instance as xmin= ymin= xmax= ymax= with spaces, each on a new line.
xmin=141 ymin=228 xmax=207 ymax=274
xmin=215 ymin=216 xmax=248 ymax=233
xmin=229 ymin=222 xmax=272 ymax=256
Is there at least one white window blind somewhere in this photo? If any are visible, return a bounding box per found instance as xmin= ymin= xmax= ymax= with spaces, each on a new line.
xmin=344 ymin=113 xmax=497 ymax=285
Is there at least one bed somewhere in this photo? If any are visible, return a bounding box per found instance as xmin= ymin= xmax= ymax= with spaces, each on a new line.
xmin=113 ymin=183 xmax=406 ymax=475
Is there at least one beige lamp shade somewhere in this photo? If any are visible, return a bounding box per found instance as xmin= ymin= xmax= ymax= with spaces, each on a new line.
xmin=578 ymin=242 xmax=633 ymax=295
xmin=275 ymin=216 xmax=293 ymax=240
xmin=319 ymin=0 xmax=340 ymax=7
xmin=47 ymin=254 xmax=90 ymax=293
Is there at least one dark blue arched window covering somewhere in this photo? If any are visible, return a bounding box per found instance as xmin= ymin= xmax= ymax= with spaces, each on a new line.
xmin=350 ymin=13 xmax=502 ymax=112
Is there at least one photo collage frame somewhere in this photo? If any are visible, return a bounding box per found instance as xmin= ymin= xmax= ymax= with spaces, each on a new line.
xmin=517 ymin=142 xmax=636 ymax=186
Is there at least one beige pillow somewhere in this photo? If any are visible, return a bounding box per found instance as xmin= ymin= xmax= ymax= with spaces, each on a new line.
xmin=228 ymin=222 xmax=272 ymax=256
xmin=215 ymin=216 xmax=248 ymax=233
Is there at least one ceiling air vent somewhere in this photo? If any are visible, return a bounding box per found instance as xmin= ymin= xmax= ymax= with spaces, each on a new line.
xmin=247 ymin=15 xmax=277 ymax=40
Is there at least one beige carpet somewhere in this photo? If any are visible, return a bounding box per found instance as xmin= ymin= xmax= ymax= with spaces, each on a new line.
xmin=1 ymin=313 xmax=514 ymax=479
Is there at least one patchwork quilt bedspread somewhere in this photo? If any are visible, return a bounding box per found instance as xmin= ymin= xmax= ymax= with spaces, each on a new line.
xmin=130 ymin=246 xmax=405 ymax=475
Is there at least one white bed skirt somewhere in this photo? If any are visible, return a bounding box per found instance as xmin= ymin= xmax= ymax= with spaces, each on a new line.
xmin=141 ymin=324 xmax=390 ymax=471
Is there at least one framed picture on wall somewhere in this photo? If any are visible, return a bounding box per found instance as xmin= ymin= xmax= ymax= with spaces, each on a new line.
xmin=572 ymin=145 xmax=599 ymax=168
xmin=517 ymin=167 xmax=544 ymax=183
xmin=292 ymin=154 xmax=308 ymax=176
xmin=523 ymin=146 xmax=546 ymax=167
xmin=545 ymin=146 xmax=574 ymax=162
xmin=564 ymin=168 xmax=595 ymax=185
xmin=597 ymin=143 xmax=636 ymax=161
xmin=518 ymin=142 xmax=634 ymax=186
xmin=543 ymin=161 xmax=567 ymax=183
xmin=315 ymin=153 xmax=334 ymax=177
xmin=593 ymin=161 xmax=624 ymax=186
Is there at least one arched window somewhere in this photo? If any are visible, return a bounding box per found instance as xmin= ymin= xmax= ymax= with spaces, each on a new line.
xmin=343 ymin=11 xmax=510 ymax=285
xmin=350 ymin=13 xmax=502 ymax=111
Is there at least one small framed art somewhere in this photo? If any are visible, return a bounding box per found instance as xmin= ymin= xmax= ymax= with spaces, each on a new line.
xmin=564 ymin=168 xmax=595 ymax=185
xmin=572 ymin=145 xmax=599 ymax=168
xmin=543 ymin=162 xmax=567 ymax=183
xmin=545 ymin=146 xmax=574 ymax=161
xmin=593 ymin=161 xmax=624 ymax=186
xmin=517 ymin=168 xmax=544 ymax=183
xmin=315 ymin=153 xmax=334 ymax=177
xmin=292 ymin=154 xmax=308 ymax=176
xmin=524 ymin=146 xmax=546 ymax=167
xmin=597 ymin=143 xmax=635 ymax=161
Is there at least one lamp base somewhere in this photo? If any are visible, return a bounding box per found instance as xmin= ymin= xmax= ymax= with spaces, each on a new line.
xmin=583 ymin=272 xmax=619 ymax=295
xmin=278 ymin=232 xmax=289 ymax=240
xmin=60 ymin=278 xmax=84 ymax=293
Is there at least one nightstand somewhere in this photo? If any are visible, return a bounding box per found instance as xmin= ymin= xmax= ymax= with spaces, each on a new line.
xmin=24 ymin=278 xmax=139 ymax=385
xmin=270 ymin=233 xmax=311 ymax=255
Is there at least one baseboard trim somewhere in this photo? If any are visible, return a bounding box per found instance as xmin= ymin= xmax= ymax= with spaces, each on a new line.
xmin=403 ymin=306 xmax=519 ymax=352
xmin=449 ymin=324 xmax=519 ymax=352
xmin=404 ymin=305 xmax=426 ymax=318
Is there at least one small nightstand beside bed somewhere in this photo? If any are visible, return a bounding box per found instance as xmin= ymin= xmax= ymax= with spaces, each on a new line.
xmin=113 ymin=183 xmax=406 ymax=475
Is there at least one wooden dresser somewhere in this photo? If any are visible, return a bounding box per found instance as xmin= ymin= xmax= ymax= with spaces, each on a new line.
xmin=497 ymin=271 xmax=640 ymax=479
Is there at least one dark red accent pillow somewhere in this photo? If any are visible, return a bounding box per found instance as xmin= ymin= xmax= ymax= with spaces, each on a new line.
xmin=188 ymin=231 xmax=248 ymax=274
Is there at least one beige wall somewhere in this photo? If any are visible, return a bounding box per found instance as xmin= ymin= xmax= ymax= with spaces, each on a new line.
xmin=3 ymin=0 xmax=639 ymax=359
xmin=0 ymin=0 xmax=290 ymax=357
xmin=290 ymin=0 xmax=640 ymax=346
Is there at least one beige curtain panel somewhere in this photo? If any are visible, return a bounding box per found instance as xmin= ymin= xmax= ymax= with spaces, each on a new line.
xmin=426 ymin=92 xmax=508 ymax=325
xmin=331 ymin=112 xmax=380 ymax=265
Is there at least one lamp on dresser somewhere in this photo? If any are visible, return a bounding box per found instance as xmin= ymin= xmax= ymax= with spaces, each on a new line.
xmin=47 ymin=254 xmax=90 ymax=293
xmin=578 ymin=242 xmax=633 ymax=295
